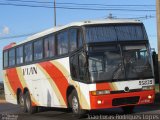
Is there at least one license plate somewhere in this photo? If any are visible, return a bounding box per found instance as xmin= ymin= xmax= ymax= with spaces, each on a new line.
xmin=139 ymin=79 xmax=153 ymax=86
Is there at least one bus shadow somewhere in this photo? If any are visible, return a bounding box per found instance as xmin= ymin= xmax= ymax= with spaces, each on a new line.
xmin=34 ymin=104 xmax=160 ymax=120
xmin=27 ymin=93 xmax=160 ymax=119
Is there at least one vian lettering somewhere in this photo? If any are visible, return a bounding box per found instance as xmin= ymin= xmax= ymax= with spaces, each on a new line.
xmin=23 ymin=67 xmax=37 ymax=75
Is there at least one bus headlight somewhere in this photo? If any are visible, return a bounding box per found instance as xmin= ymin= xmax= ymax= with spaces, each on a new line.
xmin=91 ymin=90 xmax=110 ymax=95
xmin=142 ymin=86 xmax=154 ymax=90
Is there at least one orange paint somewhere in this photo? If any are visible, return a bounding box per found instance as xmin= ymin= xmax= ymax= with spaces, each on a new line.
xmin=39 ymin=61 xmax=69 ymax=105
xmin=96 ymin=83 xmax=112 ymax=91
xmin=6 ymin=68 xmax=23 ymax=94
xmin=90 ymin=90 xmax=155 ymax=109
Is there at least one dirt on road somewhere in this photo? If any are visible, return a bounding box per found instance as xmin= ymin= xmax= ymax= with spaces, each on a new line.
xmin=0 ymin=100 xmax=6 ymax=103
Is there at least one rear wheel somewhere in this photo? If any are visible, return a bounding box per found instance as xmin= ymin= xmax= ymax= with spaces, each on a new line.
xmin=71 ymin=90 xmax=86 ymax=118
xmin=122 ymin=106 xmax=135 ymax=114
xmin=18 ymin=92 xmax=24 ymax=107
xmin=24 ymin=91 xmax=37 ymax=114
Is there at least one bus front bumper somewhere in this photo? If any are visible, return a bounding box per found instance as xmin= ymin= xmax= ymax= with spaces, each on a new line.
xmin=89 ymin=90 xmax=155 ymax=110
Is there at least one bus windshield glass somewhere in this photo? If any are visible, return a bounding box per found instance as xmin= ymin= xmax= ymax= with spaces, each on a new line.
xmin=85 ymin=24 xmax=147 ymax=43
xmin=89 ymin=46 xmax=125 ymax=82
xmin=88 ymin=45 xmax=153 ymax=82
xmin=123 ymin=45 xmax=153 ymax=79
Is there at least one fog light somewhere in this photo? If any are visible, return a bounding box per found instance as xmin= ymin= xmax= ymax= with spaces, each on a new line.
xmin=148 ymin=95 xmax=152 ymax=99
xmin=91 ymin=90 xmax=110 ymax=96
xmin=142 ymin=86 xmax=154 ymax=90
xmin=97 ymin=100 xmax=102 ymax=104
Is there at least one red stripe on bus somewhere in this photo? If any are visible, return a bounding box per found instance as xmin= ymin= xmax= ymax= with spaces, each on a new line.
xmin=6 ymin=68 xmax=23 ymax=94
xmin=3 ymin=42 xmax=16 ymax=50
xmin=96 ymin=83 xmax=112 ymax=91
xmin=39 ymin=62 xmax=69 ymax=105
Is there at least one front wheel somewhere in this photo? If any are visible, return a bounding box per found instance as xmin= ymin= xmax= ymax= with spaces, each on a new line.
xmin=122 ymin=106 xmax=135 ymax=114
xmin=24 ymin=91 xmax=38 ymax=114
xmin=71 ymin=90 xmax=86 ymax=118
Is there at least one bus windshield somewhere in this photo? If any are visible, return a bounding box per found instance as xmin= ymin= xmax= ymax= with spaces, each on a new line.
xmin=123 ymin=45 xmax=153 ymax=79
xmin=88 ymin=45 xmax=153 ymax=82
xmin=85 ymin=24 xmax=147 ymax=43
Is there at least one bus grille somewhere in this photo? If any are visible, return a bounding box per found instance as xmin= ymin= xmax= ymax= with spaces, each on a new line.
xmin=112 ymin=96 xmax=140 ymax=106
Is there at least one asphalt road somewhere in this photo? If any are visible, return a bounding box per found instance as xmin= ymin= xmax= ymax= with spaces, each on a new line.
xmin=0 ymin=94 xmax=160 ymax=120
xmin=0 ymin=103 xmax=160 ymax=120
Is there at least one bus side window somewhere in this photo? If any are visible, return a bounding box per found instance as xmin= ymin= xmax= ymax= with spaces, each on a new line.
xmin=24 ymin=43 xmax=33 ymax=63
xmin=57 ymin=31 xmax=68 ymax=55
xmin=16 ymin=46 xmax=23 ymax=64
xmin=9 ymin=48 xmax=15 ymax=66
xmin=34 ymin=40 xmax=43 ymax=60
xmin=69 ymin=29 xmax=78 ymax=52
xmin=3 ymin=51 xmax=8 ymax=68
xmin=44 ymin=35 xmax=55 ymax=58
xmin=70 ymin=55 xmax=78 ymax=80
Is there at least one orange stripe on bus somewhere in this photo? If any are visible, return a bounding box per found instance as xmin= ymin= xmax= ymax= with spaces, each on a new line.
xmin=3 ymin=70 xmax=17 ymax=99
xmin=96 ymin=83 xmax=112 ymax=91
xmin=39 ymin=61 xmax=69 ymax=105
xmin=6 ymin=68 xmax=39 ymax=106
xmin=6 ymin=68 xmax=23 ymax=94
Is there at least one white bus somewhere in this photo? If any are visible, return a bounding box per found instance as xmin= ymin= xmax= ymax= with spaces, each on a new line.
xmin=3 ymin=19 xmax=155 ymax=117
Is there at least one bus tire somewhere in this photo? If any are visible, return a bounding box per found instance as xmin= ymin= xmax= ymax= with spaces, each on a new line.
xmin=18 ymin=92 xmax=24 ymax=107
xmin=71 ymin=90 xmax=86 ymax=118
xmin=24 ymin=91 xmax=37 ymax=114
xmin=122 ymin=106 xmax=135 ymax=114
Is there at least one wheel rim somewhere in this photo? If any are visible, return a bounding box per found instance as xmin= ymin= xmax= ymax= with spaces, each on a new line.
xmin=26 ymin=96 xmax=30 ymax=111
xmin=19 ymin=95 xmax=24 ymax=106
xmin=72 ymin=96 xmax=79 ymax=114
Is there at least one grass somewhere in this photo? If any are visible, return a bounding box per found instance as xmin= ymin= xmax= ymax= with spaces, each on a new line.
xmin=155 ymin=84 xmax=160 ymax=93
xmin=0 ymin=83 xmax=4 ymax=100
xmin=0 ymin=89 xmax=4 ymax=100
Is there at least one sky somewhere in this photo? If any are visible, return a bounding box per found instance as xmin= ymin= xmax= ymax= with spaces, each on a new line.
xmin=0 ymin=0 xmax=157 ymax=81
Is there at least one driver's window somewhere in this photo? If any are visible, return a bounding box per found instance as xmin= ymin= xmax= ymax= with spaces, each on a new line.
xmin=78 ymin=53 xmax=87 ymax=81
xmin=70 ymin=51 xmax=87 ymax=82
xmin=70 ymin=54 xmax=78 ymax=80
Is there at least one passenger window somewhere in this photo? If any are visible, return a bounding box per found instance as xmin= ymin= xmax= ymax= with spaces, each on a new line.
xmin=44 ymin=35 xmax=55 ymax=58
xmin=34 ymin=40 xmax=43 ymax=60
xmin=57 ymin=31 xmax=68 ymax=55
xmin=3 ymin=51 xmax=8 ymax=67
xmin=24 ymin=43 xmax=33 ymax=63
xmin=9 ymin=49 xmax=15 ymax=66
xmin=16 ymin=46 xmax=23 ymax=64
xmin=69 ymin=29 xmax=78 ymax=52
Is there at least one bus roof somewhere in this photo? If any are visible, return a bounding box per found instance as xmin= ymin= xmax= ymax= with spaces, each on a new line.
xmin=3 ymin=19 xmax=142 ymax=50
